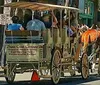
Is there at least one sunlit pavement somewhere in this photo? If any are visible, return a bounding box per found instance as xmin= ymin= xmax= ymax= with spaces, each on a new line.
xmin=0 ymin=71 xmax=100 ymax=85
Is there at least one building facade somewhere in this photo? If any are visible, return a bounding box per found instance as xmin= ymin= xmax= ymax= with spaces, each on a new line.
xmin=79 ymin=0 xmax=94 ymax=27
xmin=97 ymin=0 xmax=100 ymax=27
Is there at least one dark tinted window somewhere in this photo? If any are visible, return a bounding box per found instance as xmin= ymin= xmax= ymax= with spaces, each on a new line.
xmin=0 ymin=0 xmax=4 ymax=13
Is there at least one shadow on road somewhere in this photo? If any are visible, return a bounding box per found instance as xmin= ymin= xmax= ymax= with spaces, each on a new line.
xmin=0 ymin=74 xmax=100 ymax=85
xmin=59 ymin=74 xmax=100 ymax=85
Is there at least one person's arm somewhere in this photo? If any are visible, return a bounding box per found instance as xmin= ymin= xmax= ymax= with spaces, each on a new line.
xmin=19 ymin=24 xmax=24 ymax=31
xmin=6 ymin=24 xmax=11 ymax=31
xmin=70 ymin=26 xmax=76 ymax=32
xmin=51 ymin=11 xmax=58 ymax=25
xmin=20 ymin=26 xmax=24 ymax=31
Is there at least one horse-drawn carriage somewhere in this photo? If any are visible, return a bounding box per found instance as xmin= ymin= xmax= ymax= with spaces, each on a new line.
xmin=0 ymin=1 xmax=99 ymax=84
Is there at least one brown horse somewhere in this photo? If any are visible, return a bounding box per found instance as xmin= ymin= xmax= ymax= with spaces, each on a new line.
xmin=74 ymin=28 xmax=100 ymax=62
xmin=81 ymin=29 xmax=100 ymax=52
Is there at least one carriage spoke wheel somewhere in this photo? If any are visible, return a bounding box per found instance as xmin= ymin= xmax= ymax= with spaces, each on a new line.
xmin=50 ymin=49 xmax=61 ymax=84
xmin=98 ymin=53 xmax=100 ymax=75
xmin=4 ymin=65 xmax=16 ymax=84
xmin=81 ymin=53 xmax=89 ymax=79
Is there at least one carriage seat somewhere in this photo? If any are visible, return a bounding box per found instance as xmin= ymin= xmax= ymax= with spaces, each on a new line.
xmin=5 ymin=30 xmax=43 ymax=43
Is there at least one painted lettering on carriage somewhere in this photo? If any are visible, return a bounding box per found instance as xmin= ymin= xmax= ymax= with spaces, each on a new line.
xmin=7 ymin=45 xmax=38 ymax=48
xmin=8 ymin=50 xmax=37 ymax=55
xmin=7 ymin=45 xmax=38 ymax=56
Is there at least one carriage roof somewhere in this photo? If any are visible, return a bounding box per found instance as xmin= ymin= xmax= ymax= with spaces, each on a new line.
xmin=1 ymin=1 xmax=79 ymax=11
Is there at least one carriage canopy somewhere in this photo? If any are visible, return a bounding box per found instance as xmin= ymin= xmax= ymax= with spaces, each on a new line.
xmin=1 ymin=1 xmax=79 ymax=11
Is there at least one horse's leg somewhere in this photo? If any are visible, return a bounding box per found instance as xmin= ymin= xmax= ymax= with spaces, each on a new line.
xmin=91 ymin=43 xmax=98 ymax=72
xmin=92 ymin=44 xmax=96 ymax=71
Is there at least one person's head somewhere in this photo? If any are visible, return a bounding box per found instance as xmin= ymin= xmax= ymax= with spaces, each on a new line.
xmin=63 ymin=17 xmax=69 ymax=26
xmin=34 ymin=11 xmax=41 ymax=20
xmin=12 ymin=16 xmax=19 ymax=23
xmin=42 ymin=14 xmax=50 ymax=22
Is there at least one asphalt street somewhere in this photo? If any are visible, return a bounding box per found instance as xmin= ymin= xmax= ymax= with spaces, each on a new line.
xmin=0 ymin=72 xmax=100 ymax=85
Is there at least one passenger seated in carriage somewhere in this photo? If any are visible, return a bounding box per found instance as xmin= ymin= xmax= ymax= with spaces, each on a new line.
xmin=63 ymin=11 xmax=78 ymax=43
xmin=42 ymin=11 xmax=58 ymax=29
xmin=63 ymin=19 xmax=74 ymax=37
xmin=26 ymin=11 xmax=46 ymax=43
xmin=70 ymin=11 xmax=78 ymax=32
xmin=6 ymin=16 xmax=24 ymax=43
xmin=63 ymin=11 xmax=79 ymax=38
xmin=7 ymin=16 xmax=24 ymax=31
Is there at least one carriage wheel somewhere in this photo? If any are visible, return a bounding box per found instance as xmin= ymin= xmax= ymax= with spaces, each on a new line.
xmin=50 ymin=48 xmax=61 ymax=84
xmin=81 ymin=53 xmax=89 ymax=79
xmin=4 ymin=65 xmax=16 ymax=84
xmin=98 ymin=53 xmax=100 ymax=75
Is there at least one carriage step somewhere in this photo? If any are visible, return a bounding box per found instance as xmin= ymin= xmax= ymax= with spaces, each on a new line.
xmin=40 ymin=75 xmax=52 ymax=78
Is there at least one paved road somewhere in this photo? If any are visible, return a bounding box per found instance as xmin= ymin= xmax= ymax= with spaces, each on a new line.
xmin=0 ymin=72 xmax=100 ymax=85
